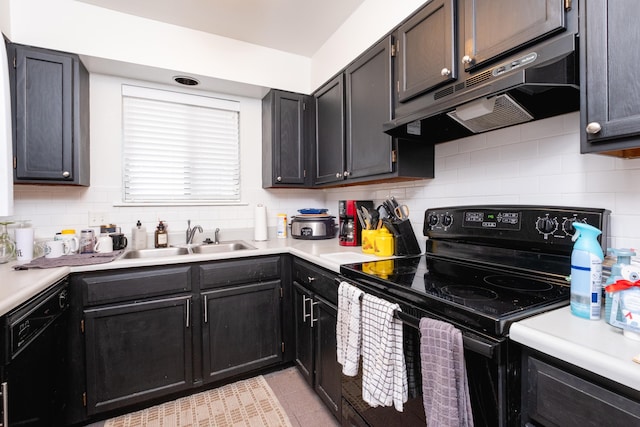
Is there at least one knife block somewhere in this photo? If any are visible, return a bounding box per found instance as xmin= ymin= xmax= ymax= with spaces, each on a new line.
xmin=383 ymin=218 xmax=422 ymax=256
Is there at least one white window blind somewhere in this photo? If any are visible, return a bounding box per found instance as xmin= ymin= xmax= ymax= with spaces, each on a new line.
xmin=122 ymin=85 xmax=240 ymax=204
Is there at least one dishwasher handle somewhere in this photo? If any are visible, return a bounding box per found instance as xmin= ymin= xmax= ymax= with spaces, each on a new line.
xmin=1 ymin=381 xmax=7 ymax=427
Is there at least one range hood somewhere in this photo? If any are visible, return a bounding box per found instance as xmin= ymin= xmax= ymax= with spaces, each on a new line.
xmin=384 ymin=33 xmax=579 ymax=143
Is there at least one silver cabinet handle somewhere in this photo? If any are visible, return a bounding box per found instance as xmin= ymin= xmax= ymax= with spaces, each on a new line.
xmin=203 ymin=295 xmax=208 ymax=324
xmin=441 ymin=68 xmax=451 ymax=76
xmin=343 ymin=170 xmax=350 ymax=177
xmin=335 ymin=172 xmax=342 ymax=178
xmin=62 ymin=171 xmax=70 ymax=178
xmin=586 ymin=122 xmax=602 ymax=134
xmin=302 ymin=294 xmax=311 ymax=322
xmin=462 ymin=55 xmax=473 ymax=65
xmin=276 ymin=176 xmax=282 ymax=182
xmin=307 ymin=276 xmax=315 ymax=283
xmin=1 ymin=382 xmax=7 ymax=427
xmin=186 ymin=298 xmax=191 ymax=328
xmin=310 ymin=300 xmax=320 ymax=327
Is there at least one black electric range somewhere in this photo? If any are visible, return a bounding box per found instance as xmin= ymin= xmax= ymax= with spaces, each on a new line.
xmin=341 ymin=205 xmax=611 ymax=338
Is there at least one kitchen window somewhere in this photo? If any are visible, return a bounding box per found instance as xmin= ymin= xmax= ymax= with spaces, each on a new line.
xmin=121 ymin=85 xmax=240 ymax=204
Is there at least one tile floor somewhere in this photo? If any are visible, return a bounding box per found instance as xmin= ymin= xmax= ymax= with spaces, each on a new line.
xmin=86 ymin=366 xmax=339 ymax=427
xmin=264 ymin=367 xmax=340 ymax=427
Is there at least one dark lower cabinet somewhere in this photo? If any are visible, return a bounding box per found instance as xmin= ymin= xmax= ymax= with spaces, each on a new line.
xmin=521 ymin=349 xmax=640 ymax=426
xmin=292 ymin=259 xmax=341 ymax=421
xmin=84 ymin=296 xmax=193 ymax=415
xmin=202 ymin=280 xmax=283 ymax=383
xmin=67 ymin=255 xmax=288 ymax=425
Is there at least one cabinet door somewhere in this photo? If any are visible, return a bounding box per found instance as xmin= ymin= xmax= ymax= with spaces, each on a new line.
xmin=84 ymin=295 xmax=193 ymax=415
xmin=14 ymin=46 xmax=74 ymax=182
xmin=313 ymin=296 xmax=341 ymax=420
xmin=396 ymin=0 xmax=457 ymax=102
xmin=345 ymin=37 xmax=394 ymax=179
xmin=314 ymin=75 xmax=345 ymax=185
xmin=293 ymin=282 xmax=314 ymax=386
xmin=580 ymin=1 xmax=640 ymax=156
xmin=262 ymin=90 xmax=311 ymax=187
xmin=462 ymin=0 xmax=566 ymax=70
xmin=202 ymin=280 xmax=283 ymax=383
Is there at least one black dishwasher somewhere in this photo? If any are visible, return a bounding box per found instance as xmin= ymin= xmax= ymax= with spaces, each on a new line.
xmin=1 ymin=278 xmax=69 ymax=426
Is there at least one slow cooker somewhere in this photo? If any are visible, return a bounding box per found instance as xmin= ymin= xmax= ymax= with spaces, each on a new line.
xmin=290 ymin=215 xmax=336 ymax=240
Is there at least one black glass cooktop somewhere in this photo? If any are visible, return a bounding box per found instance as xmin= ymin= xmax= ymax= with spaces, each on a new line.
xmin=340 ymin=255 xmax=571 ymax=336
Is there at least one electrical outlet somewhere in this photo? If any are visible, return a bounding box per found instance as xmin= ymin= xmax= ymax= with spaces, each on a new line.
xmin=88 ymin=211 xmax=106 ymax=226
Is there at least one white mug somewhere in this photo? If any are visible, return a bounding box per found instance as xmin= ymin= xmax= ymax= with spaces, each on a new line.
xmin=55 ymin=233 xmax=79 ymax=254
xmin=44 ymin=240 xmax=71 ymax=258
xmin=94 ymin=235 xmax=113 ymax=253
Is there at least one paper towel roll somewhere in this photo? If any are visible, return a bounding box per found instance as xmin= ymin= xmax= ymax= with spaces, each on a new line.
xmin=254 ymin=204 xmax=268 ymax=241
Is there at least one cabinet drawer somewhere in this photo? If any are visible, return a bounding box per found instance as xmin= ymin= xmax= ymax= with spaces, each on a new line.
xmin=198 ymin=256 xmax=281 ymax=289
xmin=293 ymin=258 xmax=338 ymax=305
xmin=525 ymin=356 xmax=640 ymax=426
xmin=80 ymin=265 xmax=192 ymax=306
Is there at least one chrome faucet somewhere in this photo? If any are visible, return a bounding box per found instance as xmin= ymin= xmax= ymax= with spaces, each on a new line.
xmin=186 ymin=220 xmax=203 ymax=244
xmin=214 ymin=228 xmax=220 ymax=244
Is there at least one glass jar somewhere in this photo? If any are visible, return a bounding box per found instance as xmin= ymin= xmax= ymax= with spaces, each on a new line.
xmin=0 ymin=222 xmax=16 ymax=263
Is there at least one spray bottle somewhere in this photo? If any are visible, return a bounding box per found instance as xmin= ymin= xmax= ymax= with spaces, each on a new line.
xmin=570 ymin=222 xmax=604 ymax=320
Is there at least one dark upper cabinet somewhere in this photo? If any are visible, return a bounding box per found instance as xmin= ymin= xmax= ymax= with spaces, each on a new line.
xmin=314 ymin=75 xmax=346 ymax=185
xmin=579 ymin=1 xmax=640 ymax=158
xmin=262 ymin=90 xmax=313 ymax=187
xmin=10 ymin=43 xmax=90 ymax=185
xmin=396 ymin=0 xmax=457 ymax=103
xmin=314 ymin=36 xmax=434 ymax=186
xmin=345 ymin=37 xmax=394 ymax=179
xmin=461 ymin=0 xmax=566 ymax=71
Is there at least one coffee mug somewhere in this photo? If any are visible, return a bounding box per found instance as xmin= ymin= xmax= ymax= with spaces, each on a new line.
xmin=94 ymin=235 xmax=113 ymax=253
xmin=44 ymin=240 xmax=71 ymax=258
xmin=55 ymin=232 xmax=79 ymax=254
xmin=109 ymin=233 xmax=128 ymax=250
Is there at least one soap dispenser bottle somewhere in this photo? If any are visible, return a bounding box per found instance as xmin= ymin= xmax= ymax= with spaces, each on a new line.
xmin=154 ymin=221 xmax=168 ymax=248
xmin=570 ymin=222 xmax=604 ymax=319
xmin=132 ymin=220 xmax=147 ymax=250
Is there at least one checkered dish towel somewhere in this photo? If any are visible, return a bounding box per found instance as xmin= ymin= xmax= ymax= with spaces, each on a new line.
xmin=361 ymin=293 xmax=408 ymax=412
xmin=336 ymin=281 xmax=364 ymax=376
xmin=420 ymin=317 xmax=474 ymax=427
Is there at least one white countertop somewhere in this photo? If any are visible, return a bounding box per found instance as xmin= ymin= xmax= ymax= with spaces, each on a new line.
xmin=0 ymin=235 xmax=381 ymax=316
xmin=510 ymin=306 xmax=640 ymax=392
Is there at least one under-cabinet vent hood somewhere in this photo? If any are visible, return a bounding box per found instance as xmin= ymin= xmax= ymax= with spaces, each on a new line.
xmin=384 ymin=33 xmax=579 ymax=143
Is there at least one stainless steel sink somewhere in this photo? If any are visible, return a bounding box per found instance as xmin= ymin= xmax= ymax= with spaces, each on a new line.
xmin=120 ymin=247 xmax=191 ymax=259
xmin=120 ymin=240 xmax=256 ymax=259
xmin=190 ymin=240 xmax=256 ymax=254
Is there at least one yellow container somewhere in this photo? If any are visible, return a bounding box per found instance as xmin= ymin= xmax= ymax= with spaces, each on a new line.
xmin=374 ymin=227 xmax=394 ymax=257
xmin=361 ymin=229 xmax=378 ymax=254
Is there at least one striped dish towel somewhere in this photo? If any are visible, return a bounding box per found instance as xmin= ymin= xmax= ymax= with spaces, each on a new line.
xmin=336 ymin=281 xmax=364 ymax=376
xmin=419 ymin=317 xmax=474 ymax=427
xmin=361 ymin=293 xmax=408 ymax=412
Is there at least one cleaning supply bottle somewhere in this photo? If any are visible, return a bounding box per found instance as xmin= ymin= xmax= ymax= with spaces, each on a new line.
xmin=570 ymin=222 xmax=604 ymax=319
xmin=154 ymin=221 xmax=168 ymax=248
xmin=132 ymin=220 xmax=147 ymax=250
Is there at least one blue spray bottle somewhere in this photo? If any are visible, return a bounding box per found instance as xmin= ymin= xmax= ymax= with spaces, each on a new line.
xmin=570 ymin=222 xmax=604 ymax=320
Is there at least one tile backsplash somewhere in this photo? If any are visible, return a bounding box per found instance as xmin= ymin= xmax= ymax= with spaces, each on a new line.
xmin=8 ymin=111 xmax=640 ymax=252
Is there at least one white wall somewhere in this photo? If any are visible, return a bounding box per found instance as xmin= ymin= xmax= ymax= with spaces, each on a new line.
xmin=11 ymin=74 xmax=326 ymax=242
xmin=325 ymin=112 xmax=640 ymax=252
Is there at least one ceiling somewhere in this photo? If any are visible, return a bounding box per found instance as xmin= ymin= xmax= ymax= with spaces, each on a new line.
xmin=76 ymin=0 xmax=366 ymax=57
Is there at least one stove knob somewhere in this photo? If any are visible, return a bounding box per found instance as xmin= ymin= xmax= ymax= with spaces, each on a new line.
xmin=442 ymin=214 xmax=453 ymax=227
xmin=562 ymin=218 xmax=577 ymax=236
xmin=428 ymin=214 xmax=439 ymax=227
xmin=536 ymin=216 xmax=557 ymax=234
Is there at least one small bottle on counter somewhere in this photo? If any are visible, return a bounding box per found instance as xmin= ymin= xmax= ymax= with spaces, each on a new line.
xmin=154 ymin=221 xmax=168 ymax=248
xmin=276 ymin=214 xmax=287 ymax=239
xmin=132 ymin=220 xmax=147 ymax=250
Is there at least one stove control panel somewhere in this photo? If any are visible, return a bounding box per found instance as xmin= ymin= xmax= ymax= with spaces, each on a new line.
xmin=424 ymin=205 xmax=611 ymax=253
